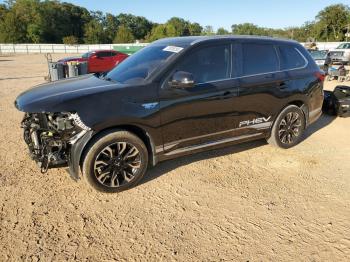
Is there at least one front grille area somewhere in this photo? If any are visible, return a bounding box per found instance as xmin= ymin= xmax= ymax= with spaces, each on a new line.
xmin=329 ymin=51 xmax=344 ymax=57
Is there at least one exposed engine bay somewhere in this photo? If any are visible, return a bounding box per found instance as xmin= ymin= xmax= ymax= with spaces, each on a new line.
xmin=21 ymin=112 xmax=90 ymax=173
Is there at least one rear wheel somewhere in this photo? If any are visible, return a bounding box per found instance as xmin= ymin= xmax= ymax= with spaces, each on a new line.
xmin=267 ymin=105 xmax=306 ymax=149
xmin=82 ymin=130 xmax=148 ymax=193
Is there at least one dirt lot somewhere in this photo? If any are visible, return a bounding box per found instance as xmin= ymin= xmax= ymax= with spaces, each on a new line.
xmin=0 ymin=54 xmax=349 ymax=261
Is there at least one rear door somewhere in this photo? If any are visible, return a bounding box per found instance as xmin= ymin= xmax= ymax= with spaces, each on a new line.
xmin=278 ymin=44 xmax=322 ymax=119
xmin=234 ymin=42 xmax=285 ymax=136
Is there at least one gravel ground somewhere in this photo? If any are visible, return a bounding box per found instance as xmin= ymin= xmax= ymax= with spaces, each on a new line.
xmin=0 ymin=54 xmax=350 ymax=261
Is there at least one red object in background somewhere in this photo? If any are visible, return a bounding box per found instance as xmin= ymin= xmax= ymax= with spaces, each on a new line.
xmin=58 ymin=50 xmax=128 ymax=73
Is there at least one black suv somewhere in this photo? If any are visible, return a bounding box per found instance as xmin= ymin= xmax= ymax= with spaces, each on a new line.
xmin=15 ymin=36 xmax=324 ymax=192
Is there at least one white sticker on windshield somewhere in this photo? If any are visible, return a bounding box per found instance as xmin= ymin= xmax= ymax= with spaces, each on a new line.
xmin=163 ymin=46 xmax=184 ymax=53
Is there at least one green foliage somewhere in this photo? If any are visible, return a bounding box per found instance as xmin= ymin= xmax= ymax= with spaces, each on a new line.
xmin=0 ymin=10 xmax=27 ymax=43
xmin=217 ymin=27 xmax=229 ymax=35
xmin=117 ymin=13 xmax=153 ymax=40
xmin=146 ymin=24 xmax=167 ymax=41
xmin=232 ymin=23 xmax=266 ymax=35
xmin=105 ymin=13 xmax=119 ymax=43
xmin=188 ymin=22 xmax=202 ymax=36
xmin=0 ymin=4 xmax=7 ymax=19
xmin=230 ymin=5 xmax=350 ymax=42
xmin=27 ymin=23 xmax=43 ymax=43
xmin=0 ymin=1 xmax=349 ymax=44
xmin=0 ymin=0 xmax=42 ymax=43
xmin=84 ymin=19 xmax=106 ymax=44
xmin=0 ymin=0 xmax=93 ymax=43
xmin=63 ymin=35 xmax=79 ymax=45
xmin=146 ymin=17 xmax=203 ymax=41
xmin=166 ymin=17 xmax=189 ymax=36
xmin=114 ymin=25 xmax=135 ymax=43
xmin=316 ymin=4 xmax=350 ymax=41
xmin=202 ymin=25 xmax=215 ymax=36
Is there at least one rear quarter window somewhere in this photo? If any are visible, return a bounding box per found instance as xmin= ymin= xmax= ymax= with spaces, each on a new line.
xmin=278 ymin=46 xmax=307 ymax=70
xmin=242 ymin=43 xmax=279 ymax=75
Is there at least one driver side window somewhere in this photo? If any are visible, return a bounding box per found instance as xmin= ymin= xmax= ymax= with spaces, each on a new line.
xmin=174 ymin=44 xmax=231 ymax=84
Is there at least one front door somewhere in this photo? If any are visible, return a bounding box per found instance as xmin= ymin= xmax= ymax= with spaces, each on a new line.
xmin=159 ymin=43 xmax=242 ymax=156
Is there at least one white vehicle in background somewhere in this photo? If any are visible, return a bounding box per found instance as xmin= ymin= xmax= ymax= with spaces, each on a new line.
xmin=309 ymin=50 xmax=330 ymax=72
xmin=328 ymin=43 xmax=350 ymax=64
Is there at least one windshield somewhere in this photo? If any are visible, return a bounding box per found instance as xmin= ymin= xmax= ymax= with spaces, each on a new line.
xmin=105 ymin=44 xmax=182 ymax=84
xmin=336 ymin=43 xmax=350 ymax=49
xmin=82 ymin=51 xmax=93 ymax=58
xmin=310 ymin=50 xmax=328 ymax=60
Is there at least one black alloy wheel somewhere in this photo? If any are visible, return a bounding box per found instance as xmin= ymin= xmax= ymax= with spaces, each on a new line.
xmin=267 ymin=105 xmax=306 ymax=149
xmin=278 ymin=111 xmax=303 ymax=145
xmin=93 ymin=142 xmax=141 ymax=188
xmin=82 ymin=130 xmax=148 ymax=193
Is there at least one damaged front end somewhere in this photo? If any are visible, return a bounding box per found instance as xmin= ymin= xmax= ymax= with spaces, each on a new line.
xmin=21 ymin=112 xmax=91 ymax=173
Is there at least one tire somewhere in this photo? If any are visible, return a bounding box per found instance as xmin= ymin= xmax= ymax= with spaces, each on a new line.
xmin=82 ymin=130 xmax=148 ymax=193
xmin=267 ymin=105 xmax=306 ymax=149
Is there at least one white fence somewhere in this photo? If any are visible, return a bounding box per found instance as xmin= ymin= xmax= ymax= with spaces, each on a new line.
xmin=300 ymin=42 xmax=342 ymax=50
xmin=0 ymin=43 xmax=148 ymax=54
xmin=0 ymin=42 xmax=344 ymax=54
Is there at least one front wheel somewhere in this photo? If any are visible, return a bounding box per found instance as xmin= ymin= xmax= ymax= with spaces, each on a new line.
xmin=82 ymin=130 xmax=148 ymax=193
xmin=267 ymin=105 xmax=306 ymax=149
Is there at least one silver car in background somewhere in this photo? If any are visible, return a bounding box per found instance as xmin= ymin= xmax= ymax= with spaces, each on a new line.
xmin=328 ymin=43 xmax=350 ymax=65
xmin=309 ymin=50 xmax=330 ymax=73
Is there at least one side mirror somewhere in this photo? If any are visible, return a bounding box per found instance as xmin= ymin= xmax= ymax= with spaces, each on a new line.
xmin=169 ymin=71 xmax=195 ymax=89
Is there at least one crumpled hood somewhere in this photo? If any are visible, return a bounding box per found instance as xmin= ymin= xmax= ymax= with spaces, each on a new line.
xmin=15 ymin=74 xmax=118 ymax=113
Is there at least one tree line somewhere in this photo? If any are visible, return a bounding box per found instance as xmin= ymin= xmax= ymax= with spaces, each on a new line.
xmin=0 ymin=0 xmax=349 ymax=44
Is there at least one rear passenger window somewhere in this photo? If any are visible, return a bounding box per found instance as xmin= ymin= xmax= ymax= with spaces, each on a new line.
xmin=278 ymin=46 xmax=306 ymax=70
xmin=242 ymin=44 xmax=279 ymax=75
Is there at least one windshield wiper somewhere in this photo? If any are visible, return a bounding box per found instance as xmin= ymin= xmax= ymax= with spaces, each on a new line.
xmin=104 ymin=77 xmax=116 ymax=82
xmin=96 ymin=72 xmax=111 ymax=81
xmin=99 ymin=74 xmax=118 ymax=83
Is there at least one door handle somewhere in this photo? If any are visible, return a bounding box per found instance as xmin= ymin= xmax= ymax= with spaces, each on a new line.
xmin=278 ymin=81 xmax=287 ymax=89
xmin=220 ymin=90 xmax=237 ymax=99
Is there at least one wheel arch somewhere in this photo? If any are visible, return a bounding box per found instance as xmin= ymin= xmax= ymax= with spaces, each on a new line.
xmin=287 ymin=100 xmax=309 ymax=124
xmin=82 ymin=125 xmax=157 ymax=167
xmin=69 ymin=124 xmax=158 ymax=180
xmin=266 ymin=102 xmax=307 ymax=148
xmin=267 ymin=101 xmax=308 ymax=139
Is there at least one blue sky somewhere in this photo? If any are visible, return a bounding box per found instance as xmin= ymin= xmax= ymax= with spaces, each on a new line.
xmin=1 ymin=0 xmax=345 ymax=30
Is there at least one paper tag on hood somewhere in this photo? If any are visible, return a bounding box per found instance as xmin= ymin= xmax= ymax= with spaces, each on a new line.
xmin=163 ymin=46 xmax=184 ymax=53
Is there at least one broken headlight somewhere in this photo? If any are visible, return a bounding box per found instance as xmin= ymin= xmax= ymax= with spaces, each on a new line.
xmin=21 ymin=112 xmax=91 ymax=172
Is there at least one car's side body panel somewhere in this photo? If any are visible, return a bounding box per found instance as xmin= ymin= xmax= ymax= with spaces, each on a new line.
xmin=153 ymin=38 xmax=323 ymax=161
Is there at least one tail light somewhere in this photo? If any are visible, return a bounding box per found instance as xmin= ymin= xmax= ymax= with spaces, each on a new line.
xmin=315 ymin=71 xmax=325 ymax=82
